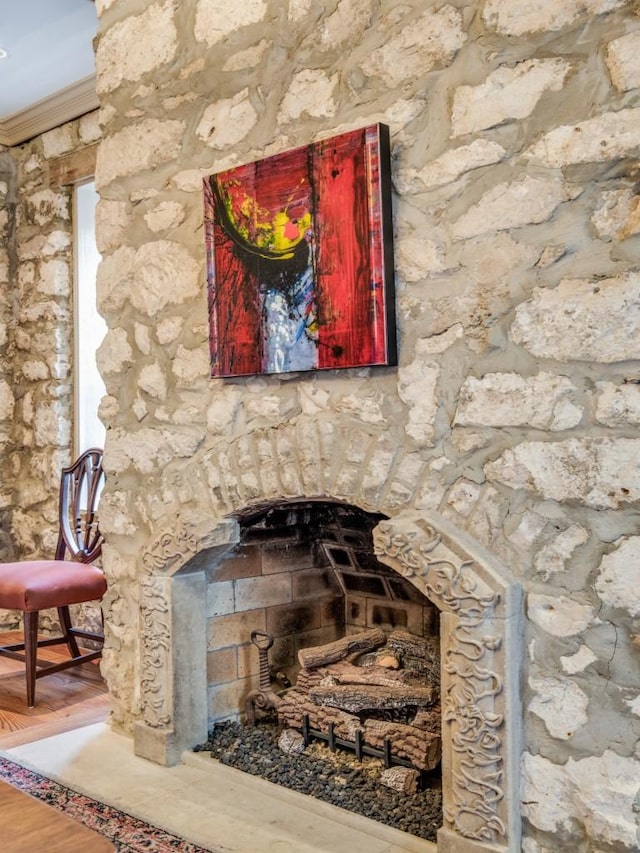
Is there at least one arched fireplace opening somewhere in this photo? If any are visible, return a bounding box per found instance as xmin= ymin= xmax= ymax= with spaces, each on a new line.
xmin=206 ymin=500 xmax=440 ymax=721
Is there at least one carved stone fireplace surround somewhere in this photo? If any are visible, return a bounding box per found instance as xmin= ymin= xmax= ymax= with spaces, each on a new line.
xmin=135 ymin=509 xmax=522 ymax=853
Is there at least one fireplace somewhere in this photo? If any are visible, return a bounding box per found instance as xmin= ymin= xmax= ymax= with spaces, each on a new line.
xmin=133 ymin=506 xmax=523 ymax=853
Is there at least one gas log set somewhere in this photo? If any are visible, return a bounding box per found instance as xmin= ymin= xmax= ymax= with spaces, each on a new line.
xmin=249 ymin=626 xmax=442 ymax=791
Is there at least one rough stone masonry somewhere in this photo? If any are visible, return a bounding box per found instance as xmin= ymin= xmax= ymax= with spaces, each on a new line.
xmin=2 ymin=0 xmax=640 ymax=850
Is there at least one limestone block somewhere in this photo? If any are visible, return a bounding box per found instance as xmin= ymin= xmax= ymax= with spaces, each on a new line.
xmin=529 ymin=675 xmax=588 ymax=739
xmin=18 ymin=263 xmax=35 ymax=286
xmin=171 ymin=170 xmax=211 ymax=193
xmin=486 ymin=437 xmax=640 ymax=508
xmin=133 ymin=396 xmax=148 ymax=421
xmin=627 ymin=695 xmax=640 ymax=716
xmin=445 ymin=479 xmax=481 ymax=517
xmin=595 ymin=381 xmax=640 ymax=426
xmin=528 ymin=593 xmax=596 ymax=637
xmin=483 ymin=0 xmax=626 ymax=36
xmin=222 ymin=42 xmax=268 ymax=72
xmin=592 ymin=189 xmax=640 ymax=241
xmin=521 ymin=751 xmax=640 ymax=849
xmin=34 ymin=402 xmax=70 ymax=447
xmin=96 ymin=119 xmax=185 ymax=188
xmin=0 ymin=380 xmax=14 ymax=421
xmin=98 ymin=490 xmax=137 ymax=536
xmin=129 ymin=241 xmax=200 ymax=317
xmin=335 ymin=392 xmax=385 ymax=425
xmin=23 ymin=153 xmax=42 ymax=174
xmin=37 ymin=259 xmax=70 ymax=297
xmin=19 ymin=301 xmax=69 ymax=324
xmin=451 ymin=176 xmax=572 ymax=239
xmin=414 ymin=139 xmax=505 ymax=189
xmin=98 ymin=395 xmax=119 ymax=425
xmin=317 ymin=0 xmax=372 ymax=47
xmin=595 ymin=537 xmax=640 ymax=617
xmin=395 ymin=235 xmax=448 ymax=279
xmin=22 ymin=391 xmax=35 ymax=425
xmin=298 ymin=382 xmax=330 ymax=415
xmin=510 ymin=272 xmax=640 ymax=363
xmin=280 ymin=70 xmax=338 ymax=122
xmin=96 ymin=1 xmax=177 ymax=93
xmin=96 ymin=328 xmax=134 ymax=376
xmin=289 ymin=0 xmax=312 ymax=19
xmin=454 ymin=371 xmax=582 ymax=430
xmin=197 ymin=89 xmax=259 ymax=147
xmin=144 ymin=201 xmax=185 ymax=233
xmin=526 ymin=108 xmax=640 ymax=166
xmin=361 ymin=6 xmax=465 ymax=87
xmin=156 ymin=317 xmax=184 ymax=345
xmin=19 ymin=231 xmax=71 ymax=260
xmin=534 ymin=524 xmax=589 ymax=579
xmin=22 ymin=360 xmax=48 ymax=381
xmin=397 ymin=356 xmax=439 ymax=445
xmin=172 ymin=344 xmax=210 ymax=385
xmin=96 ymin=200 xmax=130 ymax=254
xmin=451 ymin=59 xmax=570 ymax=137
xmin=561 ymin=645 xmax=597 ymax=674
xmin=507 ymin=510 xmax=547 ymax=550
xmin=245 ymin=392 xmax=297 ymax=422
xmin=79 ymin=112 xmax=101 ymax=144
xmin=107 ymin=428 xmax=172 ymax=475
xmin=42 ymin=125 xmax=74 ymax=158
xmin=134 ymin=323 xmax=151 ymax=356
xmin=194 ymin=0 xmax=267 ymax=46
xmin=96 ymin=246 xmax=135 ymax=315
xmin=138 ymin=363 xmax=167 ymax=400
xmin=0 ymin=321 xmax=6 ymax=348
xmin=606 ymin=31 xmax=640 ymax=92
xmin=26 ymin=189 xmax=69 ymax=226
xmin=162 ymin=93 xmax=198 ymax=112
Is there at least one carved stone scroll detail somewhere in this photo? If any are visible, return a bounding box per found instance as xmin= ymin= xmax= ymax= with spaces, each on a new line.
xmin=139 ymin=576 xmax=172 ymax=729
xmin=374 ymin=518 xmax=510 ymax=845
xmin=142 ymin=525 xmax=198 ymax=575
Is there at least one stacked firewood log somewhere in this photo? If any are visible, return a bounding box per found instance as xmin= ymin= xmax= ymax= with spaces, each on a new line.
xmin=277 ymin=627 xmax=441 ymax=772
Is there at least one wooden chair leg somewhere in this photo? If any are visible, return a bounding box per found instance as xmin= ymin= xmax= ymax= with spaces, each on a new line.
xmin=57 ymin=605 xmax=81 ymax=658
xmin=24 ymin=611 xmax=39 ymax=708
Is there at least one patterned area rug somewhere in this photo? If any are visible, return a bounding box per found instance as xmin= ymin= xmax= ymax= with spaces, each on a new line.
xmin=0 ymin=755 xmax=212 ymax=852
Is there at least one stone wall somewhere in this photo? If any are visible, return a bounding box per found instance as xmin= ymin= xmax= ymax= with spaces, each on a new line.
xmin=2 ymin=0 xmax=638 ymax=849
xmin=0 ymin=114 xmax=101 ymax=627
xmin=0 ymin=149 xmax=16 ymax=567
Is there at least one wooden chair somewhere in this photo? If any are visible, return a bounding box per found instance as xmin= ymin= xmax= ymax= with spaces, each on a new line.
xmin=0 ymin=448 xmax=107 ymax=707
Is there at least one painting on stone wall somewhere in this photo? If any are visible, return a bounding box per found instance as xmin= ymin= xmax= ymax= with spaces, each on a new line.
xmin=203 ymin=124 xmax=397 ymax=378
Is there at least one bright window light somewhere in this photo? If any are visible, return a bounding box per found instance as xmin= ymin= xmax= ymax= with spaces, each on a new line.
xmin=74 ymin=180 xmax=107 ymax=455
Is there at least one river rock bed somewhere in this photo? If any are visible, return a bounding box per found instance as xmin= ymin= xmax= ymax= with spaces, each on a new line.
xmin=195 ymin=720 xmax=442 ymax=842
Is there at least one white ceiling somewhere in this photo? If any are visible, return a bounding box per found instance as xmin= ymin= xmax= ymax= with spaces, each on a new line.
xmin=0 ymin=0 xmax=98 ymax=144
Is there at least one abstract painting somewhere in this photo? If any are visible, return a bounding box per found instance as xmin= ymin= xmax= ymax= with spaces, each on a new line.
xmin=203 ymin=124 xmax=397 ymax=378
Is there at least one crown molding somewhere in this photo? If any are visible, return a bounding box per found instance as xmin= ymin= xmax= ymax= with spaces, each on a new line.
xmin=0 ymin=75 xmax=99 ymax=147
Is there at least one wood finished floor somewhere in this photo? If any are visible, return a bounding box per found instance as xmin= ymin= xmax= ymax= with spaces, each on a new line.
xmin=0 ymin=631 xmax=110 ymax=749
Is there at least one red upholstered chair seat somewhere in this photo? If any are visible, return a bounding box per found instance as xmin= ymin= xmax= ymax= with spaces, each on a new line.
xmin=0 ymin=561 xmax=107 ymax=612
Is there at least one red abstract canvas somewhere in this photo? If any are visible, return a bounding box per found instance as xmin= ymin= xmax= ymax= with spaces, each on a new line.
xmin=203 ymin=124 xmax=396 ymax=378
